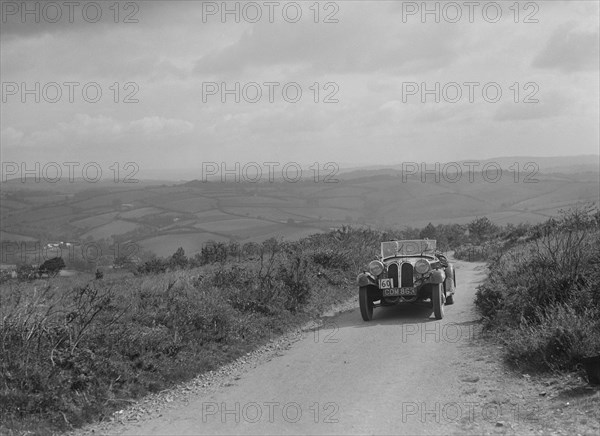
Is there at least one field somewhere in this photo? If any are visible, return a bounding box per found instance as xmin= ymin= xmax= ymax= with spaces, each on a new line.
xmin=80 ymin=220 xmax=140 ymax=240
xmin=137 ymin=232 xmax=229 ymax=257
xmin=71 ymin=212 xmax=119 ymax=229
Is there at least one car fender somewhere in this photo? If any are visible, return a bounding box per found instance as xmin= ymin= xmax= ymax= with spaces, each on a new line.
xmin=444 ymin=264 xmax=455 ymax=287
xmin=357 ymin=272 xmax=377 ymax=287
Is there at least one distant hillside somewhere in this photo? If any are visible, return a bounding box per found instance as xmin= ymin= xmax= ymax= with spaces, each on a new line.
xmin=339 ymin=154 xmax=600 ymax=179
xmin=1 ymin=155 xmax=598 ymax=258
xmin=86 ymin=155 xmax=600 ymax=182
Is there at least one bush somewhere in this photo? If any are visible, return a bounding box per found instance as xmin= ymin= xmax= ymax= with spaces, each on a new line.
xmin=15 ymin=263 xmax=38 ymax=281
xmin=310 ymin=248 xmax=352 ymax=270
xmin=136 ymin=257 xmax=168 ymax=275
xmin=38 ymin=257 xmax=66 ymax=277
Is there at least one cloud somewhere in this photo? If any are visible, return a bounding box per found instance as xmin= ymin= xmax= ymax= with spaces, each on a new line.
xmin=193 ymin=6 xmax=461 ymax=76
xmin=533 ymin=24 xmax=600 ymax=73
xmin=129 ymin=116 xmax=194 ymax=136
xmin=494 ymin=92 xmax=568 ymax=121
xmin=16 ymin=114 xmax=194 ymax=149
xmin=1 ymin=1 xmax=598 ymax=168
xmin=0 ymin=126 xmax=25 ymax=146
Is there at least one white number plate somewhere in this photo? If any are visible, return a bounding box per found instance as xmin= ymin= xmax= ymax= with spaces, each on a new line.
xmin=379 ymin=278 xmax=393 ymax=289
xmin=382 ymin=287 xmax=416 ymax=297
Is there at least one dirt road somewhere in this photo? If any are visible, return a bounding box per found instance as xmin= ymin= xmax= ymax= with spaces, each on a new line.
xmin=94 ymin=259 xmax=597 ymax=436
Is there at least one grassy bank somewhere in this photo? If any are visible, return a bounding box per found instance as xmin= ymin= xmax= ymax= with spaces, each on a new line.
xmin=0 ymin=227 xmax=385 ymax=434
xmin=474 ymin=207 xmax=600 ymax=373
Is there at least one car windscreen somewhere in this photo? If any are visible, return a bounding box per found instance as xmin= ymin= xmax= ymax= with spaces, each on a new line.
xmin=381 ymin=240 xmax=436 ymax=258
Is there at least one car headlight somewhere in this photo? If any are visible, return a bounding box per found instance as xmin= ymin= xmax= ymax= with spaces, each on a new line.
xmin=415 ymin=259 xmax=430 ymax=274
xmin=368 ymin=260 xmax=384 ymax=276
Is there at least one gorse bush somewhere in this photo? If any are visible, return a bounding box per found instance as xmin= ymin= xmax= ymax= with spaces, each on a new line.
xmin=310 ymin=247 xmax=353 ymax=270
xmin=474 ymin=206 xmax=600 ymax=372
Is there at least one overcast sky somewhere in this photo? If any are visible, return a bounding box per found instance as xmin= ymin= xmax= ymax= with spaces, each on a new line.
xmin=1 ymin=0 xmax=599 ymax=176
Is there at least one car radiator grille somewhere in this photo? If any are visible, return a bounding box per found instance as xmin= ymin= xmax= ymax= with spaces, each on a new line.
xmin=387 ymin=263 xmax=399 ymax=287
xmin=386 ymin=263 xmax=414 ymax=288
xmin=401 ymin=262 xmax=414 ymax=288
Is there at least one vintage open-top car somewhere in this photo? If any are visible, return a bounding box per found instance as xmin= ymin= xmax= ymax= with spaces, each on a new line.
xmin=357 ymin=239 xmax=456 ymax=321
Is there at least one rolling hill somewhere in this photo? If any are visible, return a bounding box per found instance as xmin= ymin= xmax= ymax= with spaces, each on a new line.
xmin=1 ymin=156 xmax=598 ymax=260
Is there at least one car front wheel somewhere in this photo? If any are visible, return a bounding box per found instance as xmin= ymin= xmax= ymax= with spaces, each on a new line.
xmin=359 ymin=286 xmax=374 ymax=321
xmin=432 ymin=283 xmax=444 ymax=320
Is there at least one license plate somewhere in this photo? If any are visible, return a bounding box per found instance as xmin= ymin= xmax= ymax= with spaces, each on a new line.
xmin=382 ymin=287 xmax=416 ymax=297
xmin=379 ymin=278 xmax=393 ymax=289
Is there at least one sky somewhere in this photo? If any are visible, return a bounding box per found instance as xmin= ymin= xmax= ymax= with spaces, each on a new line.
xmin=1 ymin=0 xmax=599 ymax=178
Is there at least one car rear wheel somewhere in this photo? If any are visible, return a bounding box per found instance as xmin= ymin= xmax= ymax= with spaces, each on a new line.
xmin=432 ymin=283 xmax=444 ymax=320
xmin=359 ymin=286 xmax=374 ymax=321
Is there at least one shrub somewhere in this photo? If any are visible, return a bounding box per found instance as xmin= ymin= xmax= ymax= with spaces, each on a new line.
xmin=38 ymin=257 xmax=66 ymax=277
xmin=310 ymin=248 xmax=352 ymax=270
xmin=15 ymin=263 xmax=38 ymax=281
xmin=136 ymin=257 xmax=168 ymax=275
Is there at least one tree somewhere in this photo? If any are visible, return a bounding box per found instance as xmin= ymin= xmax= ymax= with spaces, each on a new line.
xmin=468 ymin=216 xmax=498 ymax=243
xmin=170 ymin=247 xmax=188 ymax=269
xmin=38 ymin=257 xmax=66 ymax=277
xmin=420 ymin=222 xmax=437 ymax=239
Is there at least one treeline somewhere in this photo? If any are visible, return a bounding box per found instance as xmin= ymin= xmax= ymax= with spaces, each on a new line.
xmin=128 ymin=217 xmax=502 ymax=276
